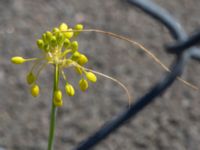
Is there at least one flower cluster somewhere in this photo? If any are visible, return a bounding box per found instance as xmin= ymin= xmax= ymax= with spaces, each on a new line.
xmin=11 ymin=23 xmax=97 ymax=106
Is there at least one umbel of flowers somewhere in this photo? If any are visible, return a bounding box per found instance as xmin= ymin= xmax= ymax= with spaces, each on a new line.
xmin=11 ymin=23 xmax=97 ymax=107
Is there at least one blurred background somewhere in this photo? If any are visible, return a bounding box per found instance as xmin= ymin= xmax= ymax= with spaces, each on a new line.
xmin=0 ymin=0 xmax=200 ymax=149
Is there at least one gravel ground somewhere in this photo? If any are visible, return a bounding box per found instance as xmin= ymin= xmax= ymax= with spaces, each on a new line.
xmin=0 ymin=0 xmax=200 ymax=150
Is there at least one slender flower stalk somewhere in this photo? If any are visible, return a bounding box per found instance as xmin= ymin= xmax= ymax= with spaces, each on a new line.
xmin=48 ymin=65 xmax=59 ymax=150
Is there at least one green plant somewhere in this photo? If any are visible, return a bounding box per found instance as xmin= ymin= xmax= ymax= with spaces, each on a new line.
xmin=11 ymin=22 xmax=198 ymax=150
xmin=11 ymin=22 xmax=131 ymax=150
xmin=11 ymin=23 xmax=98 ymax=150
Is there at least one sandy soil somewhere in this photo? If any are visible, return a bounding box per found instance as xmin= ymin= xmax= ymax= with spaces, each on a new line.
xmin=0 ymin=0 xmax=200 ymax=150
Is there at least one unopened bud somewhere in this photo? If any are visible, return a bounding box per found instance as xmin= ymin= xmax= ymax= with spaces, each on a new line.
xmin=71 ymin=41 xmax=78 ymax=52
xmin=59 ymin=23 xmax=68 ymax=31
xmin=63 ymin=39 xmax=70 ymax=48
xmin=31 ymin=84 xmax=40 ymax=97
xmin=37 ymin=39 xmax=44 ymax=50
xmin=86 ymin=72 xmax=97 ymax=83
xmin=65 ymin=83 xmax=75 ymax=96
xmin=26 ymin=72 xmax=36 ymax=85
xmin=74 ymin=24 xmax=83 ymax=37
xmin=79 ymin=79 xmax=88 ymax=91
xmin=64 ymin=28 xmax=74 ymax=39
xmin=54 ymin=90 xmax=63 ymax=107
xmin=78 ymin=54 xmax=88 ymax=65
xmin=11 ymin=56 xmax=26 ymax=64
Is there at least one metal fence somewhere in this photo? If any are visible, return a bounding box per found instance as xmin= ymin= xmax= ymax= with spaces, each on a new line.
xmin=73 ymin=0 xmax=200 ymax=149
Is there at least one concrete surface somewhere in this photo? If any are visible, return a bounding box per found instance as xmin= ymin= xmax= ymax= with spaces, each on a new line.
xmin=0 ymin=0 xmax=200 ymax=150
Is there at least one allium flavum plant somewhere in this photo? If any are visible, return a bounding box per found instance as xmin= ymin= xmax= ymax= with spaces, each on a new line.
xmin=11 ymin=22 xmax=198 ymax=150
xmin=11 ymin=23 xmax=97 ymax=150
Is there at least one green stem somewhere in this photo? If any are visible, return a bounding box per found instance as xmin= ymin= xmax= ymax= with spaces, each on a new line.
xmin=47 ymin=65 xmax=59 ymax=150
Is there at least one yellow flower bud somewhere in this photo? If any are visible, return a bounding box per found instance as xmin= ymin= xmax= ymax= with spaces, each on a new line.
xmin=11 ymin=56 xmax=26 ymax=64
xmin=59 ymin=23 xmax=68 ymax=31
xmin=26 ymin=72 xmax=36 ymax=85
xmin=57 ymin=32 xmax=65 ymax=46
xmin=37 ymin=39 xmax=44 ymax=50
xmin=43 ymin=44 xmax=50 ymax=52
xmin=71 ymin=52 xmax=81 ymax=61
xmin=54 ymin=90 xmax=63 ymax=107
xmin=77 ymin=54 xmax=88 ymax=65
xmin=31 ymin=84 xmax=40 ymax=97
xmin=63 ymin=39 xmax=70 ymax=48
xmin=74 ymin=24 xmax=83 ymax=31
xmin=65 ymin=83 xmax=75 ymax=96
xmin=64 ymin=28 xmax=74 ymax=39
xmin=52 ymin=27 xmax=60 ymax=33
xmin=79 ymin=79 xmax=88 ymax=91
xmin=86 ymin=72 xmax=97 ymax=83
xmin=71 ymin=41 xmax=78 ymax=52
xmin=50 ymin=36 xmax=57 ymax=47
xmin=42 ymin=33 xmax=47 ymax=42
xmin=74 ymin=24 xmax=83 ymax=37
xmin=46 ymin=31 xmax=53 ymax=41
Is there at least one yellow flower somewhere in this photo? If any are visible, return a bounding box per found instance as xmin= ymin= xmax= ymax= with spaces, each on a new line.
xmin=65 ymin=83 xmax=75 ymax=96
xmin=77 ymin=54 xmax=88 ymax=65
xmin=11 ymin=56 xmax=26 ymax=64
xmin=79 ymin=79 xmax=88 ymax=91
xmin=54 ymin=90 xmax=63 ymax=107
xmin=11 ymin=22 xmax=97 ymax=105
xmin=64 ymin=28 xmax=74 ymax=39
xmin=59 ymin=23 xmax=68 ymax=31
xmin=74 ymin=24 xmax=83 ymax=37
xmin=86 ymin=72 xmax=97 ymax=83
xmin=26 ymin=72 xmax=36 ymax=85
xmin=71 ymin=41 xmax=78 ymax=52
xmin=31 ymin=84 xmax=40 ymax=97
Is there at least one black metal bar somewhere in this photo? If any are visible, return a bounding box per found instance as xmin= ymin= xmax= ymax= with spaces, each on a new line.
xmin=167 ymin=30 xmax=200 ymax=51
xmin=73 ymin=57 xmax=185 ymax=150
xmin=128 ymin=0 xmax=200 ymax=58
xmin=190 ymin=48 xmax=200 ymax=62
xmin=128 ymin=0 xmax=187 ymax=41
xmin=128 ymin=0 xmax=200 ymax=60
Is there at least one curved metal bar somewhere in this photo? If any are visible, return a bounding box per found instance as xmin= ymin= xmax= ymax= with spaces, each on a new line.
xmin=167 ymin=30 xmax=200 ymax=51
xmin=128 ymin=0 xmax=200 ymax=60
xmin=73 ymin=56 xmax=185 ymax=150
xmin=72 ymin=0 xmax=199 ymax=149
xmin=190 ymin=48 xmax=200 ymax=62
xmin=127 ymin=0 xmax=187 ymax=41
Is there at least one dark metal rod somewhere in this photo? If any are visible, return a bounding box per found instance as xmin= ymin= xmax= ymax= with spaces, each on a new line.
xmin=73 ymin=57 xmax=184 ymax=150
xmin=167 ymin=30 xmax=200 ymax=51
xmin=128 ymin=0 xmax=200 ymax=58
xmin=128 ymin=0 xmax=187 ymax=41
xmin=72 ymin=0 xmax=200 ymax=149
